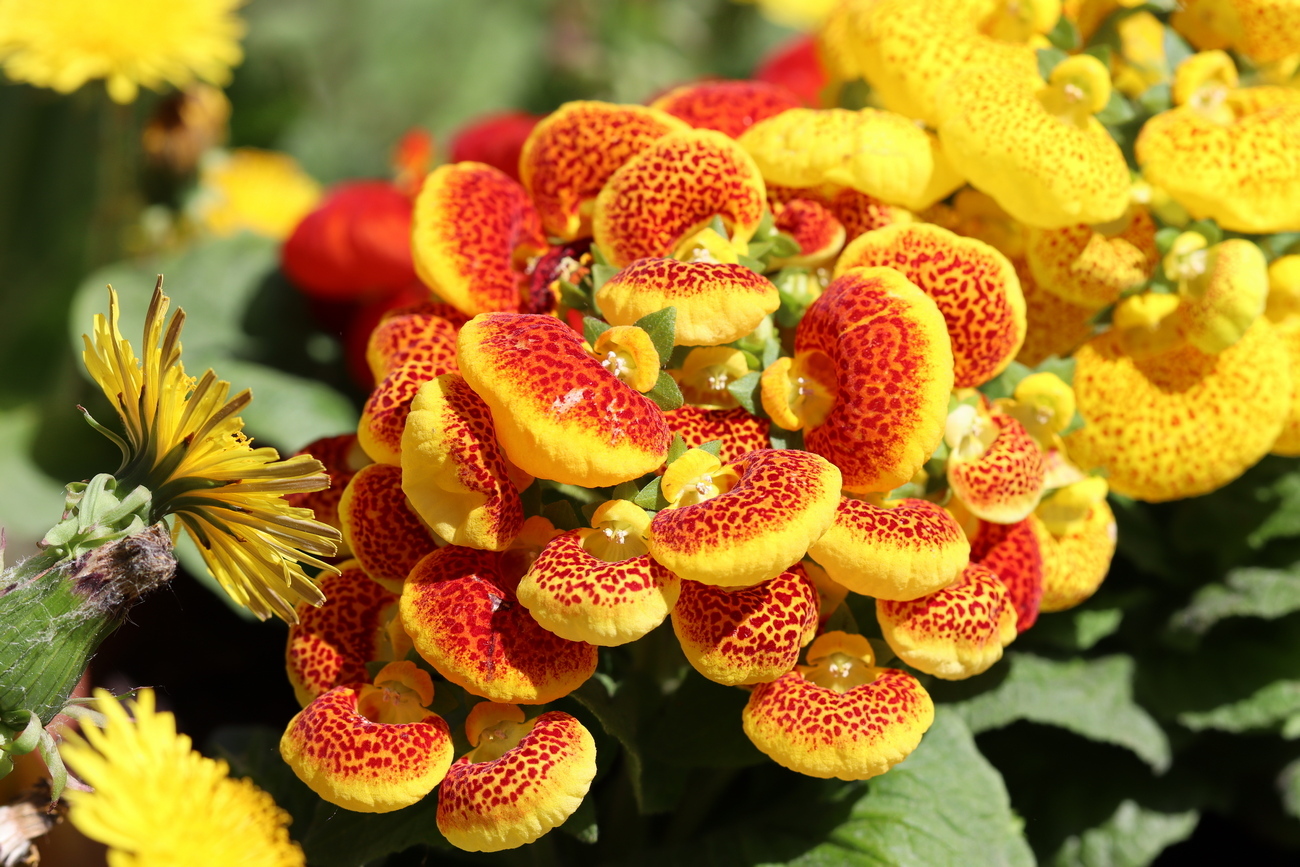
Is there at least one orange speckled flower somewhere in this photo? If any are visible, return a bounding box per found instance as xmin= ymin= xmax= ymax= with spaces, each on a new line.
xmin=411 ymin=162 xmax=548 ymax=316
xmin=768 ymin=183 xmax=912 ymax=243
xmin=648 ymin=448 xmax=841 ymax=587
xmin=401 ymin=373 xmax=528 ymax=552
xmin=877 ymin=562 xmax=1018 ymax=680
xmin=808 ymin=496 xmax=970 ymax=601
xmin=595 ymin=258 xmax=779 ymax=346
xmin=936 ymin=56 xmax=1131 ymax=229
xmin=739 ymin=108 xmax=962 ymax=211
xmin=1024 ymin=206 xmax=1160 ymax=310
xmin=672 ymin=347 xmax=752 ymax=410
xmin=285 ymin=562 xmax=400 ymax=706
xmin=365 ymin=302 xmax=468 ymax=384
xmin=947 ymin=407 xmax=1046 ymax=524
xmin=770 ymin=198 xmax=846 ymax=268
xmin=671 ymin=564 xmax=819 ymax=685
xmin=338 ymin=464 xmax=439 ymax=592
xmin=519 ymin=101 xmax=689 ymax=240
xmin=456 ymin=313 xmax=671 ymax=487
xmin=663 ymin=404 xmax=770 ymax=463
xmin=1171 ymin=0 xmax=1300 ymax=63
xmin=517 ymin=500 xmax=680 ymax=646
xmin=970 ymin=517 xmax=1044 ymax=633
xmin=742 ymin=631 xmax=934 ymax=780
xmin=1067 ymin=318 xmax=1292 ymax=501
xmin=764 ymin=267 xmax=953 ymax=493
xmin=650 ymin=79 xmax=804 ymax=138
xmin=1136 ymin=53 xmax=1300 ymax=233
xmin=436 ymin=706 xmax=597 ymax=852
xmin=358 ymin=355 xmax=453 ymax=466
xmin=1015 ymin=260 xmax=1097 ymax=366
xmin=835 ymin=223 xmax=1026 ymax=388
xmin=280 ymin=663 xmax=453 ymax=813
xmin=1168 ymin=235 xmax=1269 ymax=354
xmin=401 ymin=545 xmax=598 ymax=704
xmin=284 ymin=433 xmax=366 ymax=548
xmin=1033 ymin=485 xmax=1118 ymax=611
xmin=831 ymin=0 xmax=1042 ymax=125
xmin=592 ymin=129 xmax=767 ymax=268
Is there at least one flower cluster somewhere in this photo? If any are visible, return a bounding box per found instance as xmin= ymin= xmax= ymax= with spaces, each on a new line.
xmin=272 ymin=0 xmax=1300 ymax=851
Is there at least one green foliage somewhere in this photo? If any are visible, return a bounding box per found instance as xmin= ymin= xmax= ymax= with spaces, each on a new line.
xmin=1178 ymin=681 xmax=1300 ymax=738
xmin=1051 ymin=801 xmax=1198 ymax=867
xmin=1170 ymin=567 xmax=1300 ymax=637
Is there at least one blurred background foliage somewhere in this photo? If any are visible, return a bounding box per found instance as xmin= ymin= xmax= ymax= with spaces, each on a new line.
xmin=6 ymin=0 xmax=1300 ymax=865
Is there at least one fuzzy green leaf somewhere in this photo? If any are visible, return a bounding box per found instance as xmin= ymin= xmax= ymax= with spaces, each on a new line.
xmin=1177 ymin=680 xmax=1300 ymax=736
xmin=584 ymin=315 xmax=612 ymax=346
xmin=1169 ymin=566 xmax=1300 ymax=636
xmin=1051 ymin=801 xmax=1198 ymax=867
xmin=727 ymin=371 xmax=762 ymax=416
xmin=646 ymin=370 xmax=684 ymax=411
xmin=634 ymin=307 xmax=678 ymax=364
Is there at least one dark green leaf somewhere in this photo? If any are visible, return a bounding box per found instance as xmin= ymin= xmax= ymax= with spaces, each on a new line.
xmin=698 ymin=439 xmax=722 ymax=457
xmin=1169 ymin=567 xmax=1300 ymax=636
xmin=727 ymin=371 xmax=762 ymax=416
xmin=1037 ymin=47 xmax=1070 ymax=79
xmin=1187 ymin=219 xmax=1222 ymax=247
xmin=1177 ymin=680 xmax=1300 ymax=736
xmin=1050 ymin=800 xmax=1198 ymax=867
xmin=979 ymin=360 xmax=1033 ymax=401
xmin=946 ymin=652 xmax=1171 ymax=771
xmin=1082 ymin=43 xmax=1113 ymax=67
xmin=559 ymin=278 xmax=591 ymax=312
xmin=584 ymin=315 xmax=612 ymax=346
xmin=610 ymin=480 xmax=641 ymax=501
xmin=634 ymin=477 xmax=669 ymax=511
xmin=1137 ymin=83 xmax=1172 ymax=115
xmin=642 ymin=671 xmax=765 ymax=769
xmin=591 ymin=263 xmax=620 ymax=292
xmin=1047 ymin=14 xmax=1081 ymax=50
xmin=634 ymin=306 xmax=677 ymax=364
xmin=1096 ymin=91 xmax=1138 ymax=127
xmin=769 ymin=426 xmax=804 ymax=450
xmin=543 ymin=499 xmax=582 ymax=530
xmin=667 ymin=434 xmax=689 ymax=465
xmin=1162 ymin=25 xmax=1195 ymax=70
xmin=646 ymin=370 xmax=684 ymax=411
xmin=1154 ymin=226 xmax=1182 ymax=255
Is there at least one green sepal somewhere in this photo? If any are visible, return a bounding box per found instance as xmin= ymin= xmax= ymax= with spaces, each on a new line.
xmin=646 ymin=371 xmax=684 ymax=411
xmin=699 ymin=440 xmax=723 ymax=457
xmin=728 ymin=371 xmax=762 ymax=416
xmin=634 ymin=307 xmax=677 ymax=364
xmin=1036 ymin=47 xmax=1069 ymax=79
xmin=1046 ymin=14 xmax=1080 ymax=50
xmin=633 ymin=477 xmax=670 ymax=511
xmin=583 ymin=315 xmax=612 ymax=346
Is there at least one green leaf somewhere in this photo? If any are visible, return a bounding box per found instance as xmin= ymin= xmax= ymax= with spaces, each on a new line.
xmin=1047 ymin=14 xmax=1080 ymax=50
xmin=1037 ymin=47 xmax=1070 ymax=79
xmin=1186 ymin=219 xmax=1222 ymax=247
xmin=1177 ymin=680 xmax=1300 ymax=736
xmin=727 ymin=371 xmax=762 ymax=416
xmin=1137 ymin=83 xmax=1172 ymax=115
xmin=634 ymin=477 xmax=669 ymax=511
xmin=698 ymin=439 xmax=722 ymax=457
xmin=1034 ymin=355 xmax=1077 ymax=387
xmin=542 ymin=499 xmax=582 ymax=530
xmin=1154 ymin=226 xmax=1182 ymax=255
xmin=559 ymin=277 xmax=591 ymax=312
xmin=634 ymin=306 xmax=677 ymax=364
xmin=610 ymin=480 xmax=641 ymax=501
xmin=1279 ymin=756 xmax=1300 ymax=820
xmin=1096 ymin=91 xmax=1137 ymax=127
xmin=646 ymin=370 xmax=684 ymax=412
xmin=1162 ymin=25 xmax=1195 ymax=71
xmin=641 ymin=671 xmax=766 ymax=769
xmin=667 ymin=434 xmax=689 ymax=465
xmin=590 ymin=262 xmax=620 ymax=292
xmin=979 ymin=360 xmax=1033 ymax=401
xmin=1051 ymin=800 xmax=1198 ymax=867
xmin=1169 ymin=567 xmax=1300 ymax=636
xmin=625 ymin=709 xmax=1034 ymax=866
xmin=769 ymin=426 xmax=804 ymax=450
xmin=946 ymin=653 xmax=1171 ymax=771
xmin=1030 ymin=607 xmax=1124 ymax=652
xmin=584 ymin=315 xmax=612 ymax=346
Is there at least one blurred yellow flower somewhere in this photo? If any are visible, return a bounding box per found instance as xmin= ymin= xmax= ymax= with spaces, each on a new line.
xmin=62 ymin=689 xmax=304 ymax=867
xmin=197 ymin=148 xmax=323 ymax=240
xmin=0 ymin=0 xmax=245 ymax=104
xmin=83 ymin=284 xmax=341 ymax=621
xmin=737 ymin=0 xmax=839 ymax=30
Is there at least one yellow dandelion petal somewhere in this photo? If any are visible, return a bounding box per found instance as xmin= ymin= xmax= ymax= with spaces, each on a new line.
xmin=82 ymin=282 xmax=341 ymax=622
xmin=61 ymin=689 xmax=304 ymax=867
xmin=0 ymin=0 xmax=246 ymax=104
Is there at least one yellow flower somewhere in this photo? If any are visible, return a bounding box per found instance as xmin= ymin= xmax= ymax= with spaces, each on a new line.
xmin=197 ymin=149 xmax=323 ymax=240
xmin=82 ymin=282 xmax=341 ymax=621
xmin=61 ymin=689 xmax=304 ymax=867
xmin=0 ymin=0 xmax=245 ymax=104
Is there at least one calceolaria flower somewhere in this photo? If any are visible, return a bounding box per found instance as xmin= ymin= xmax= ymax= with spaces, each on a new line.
xmin=82 ymin=282 xmax=341 ymax=620
xmin=61 ymin=689 xmax=304 ymax=866
xmin=0 ymin=0 xmax=246 ymax=104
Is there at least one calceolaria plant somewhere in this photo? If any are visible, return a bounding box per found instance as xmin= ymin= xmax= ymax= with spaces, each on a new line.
xmin=12 ymin=0 xmax=1300 ymax=863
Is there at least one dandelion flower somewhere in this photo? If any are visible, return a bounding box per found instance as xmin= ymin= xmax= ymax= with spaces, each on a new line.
xmin=61 ymin=689 xmax=304 ymax=867
xmin=82 ymin=281 xmax=341 ymax=621
xmin=0 ymin=0 xmax=246 ymax=104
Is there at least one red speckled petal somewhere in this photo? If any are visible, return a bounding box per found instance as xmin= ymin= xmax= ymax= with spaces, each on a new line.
xmin=400 ymin=546 xmax=598 ymax=704
xmin=663 ymin=405 xmax=770 ymax=464
xmin=771 ymin=198 xmax=846 ymax=267
xmin=358 ymin=356 xmax=455 ymax=466
xmin=1025 ymin=208 xmax=1159 ymax=310
xmin=519 ymin=102 xmax=689 ymax=240
xmin=768 ymin=183 xmax=911 ymax=243
xmin=742 ymin=666 xmax=934 ymax=780
xmin=402 ymin=374 xmax=526 ymax=552
xmin=648 ymin=449 xmax=841 ymax=587
xmin=338 ymin=464 xmax=439 ymax=592
xmin=650 ymin=80 xmax=803 ymax=139
xmin=436 ymin=711 xmax=597 ymax=852
xmin=516 ymin=532 xmax=680 ymax=646
xmin=971 ymin=517 xmax=1044 ymax=633
xmin=808 ymin=497 xmax=970 ymax=601
xmin=835 ymin=223 xmax=1026 ymax=388
xmin=366 ymin=302 xmax=468 ymax=383
xmin=1066 ymin=319 xmax=1291 ymax=501
xmin=286 ymin=562 xmax=399 ymax=705
xmin=457 ymin=313 xmax=671 ymax=487
xmin=796 ymin=267 xmax=954 ymax=493
xmin=877 ymin=563 xmax=1018 ymax=680
xmin=280 ymin=684 xmax=452 ymax=813
xmin=1035 ymin=502 xmax=1117 ymax=612
xmin=949 ymin=413 xmax=1046 ymax=524
xmin=592 ymin=129 xmax=767 ymax=268
xmin=449 ymin=111 xmax=542 ymax=182
xmin=411 ymin=162 xmax=548 ymax=316
xmin=595 ymin=258 xmax=779 ymax=346
xmin=285 ymin=434 xmax=364 ymax=544
xmin=670 ymin=565 xmax=819 ymax=686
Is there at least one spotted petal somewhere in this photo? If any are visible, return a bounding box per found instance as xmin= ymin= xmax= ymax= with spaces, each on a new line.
xmin=650 ymin=80 xmax=803 ymax=138
xmin=1025 ymin=208 xmax=1159 ymax=310
xmin=948 ymin=413 xmax=1046 ymax=524
xmin=970 ymin=517 xmax=1044 ymax=633
xmin=338 ymin=464 xmax=440 ymax=592
xmin=366 ymin=302 xmax=468 ymax=383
